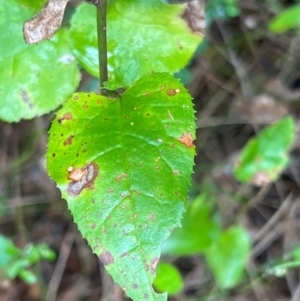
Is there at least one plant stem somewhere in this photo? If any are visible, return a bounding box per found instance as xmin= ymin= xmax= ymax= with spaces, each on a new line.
xmin=96 ymin=0 xmax=108 ymax=95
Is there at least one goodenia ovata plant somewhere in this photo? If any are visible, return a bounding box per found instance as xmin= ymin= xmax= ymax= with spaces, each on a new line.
xmin=0 ymin=0 xmax=80 ymax=122
xmin=47 ymin=73 xmax=196 ymax=301
xmin=69 ymin=0 xmax=201 ymax=89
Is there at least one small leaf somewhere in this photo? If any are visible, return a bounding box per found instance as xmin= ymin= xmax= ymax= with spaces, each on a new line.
xmin=269 ymin=4 xmax=300 ymax=33
xmin=204 ymin=226 xmax=250 ymax=289
xmin=36 ymin=244 xmax=56 ymax=261
xmin=0 ymin=235 xmax=17 ymax=267
xmin=70 ymin=1 xmax=201 ymax=88
xmin=153 ymin=262 xmax=183 ymax=295
xmin=18 ymin=269 xmax=37 ymax=284
xmin=162 ymin=194 xmax=220 ymax=255
xmin=293 ymin=245 xmax=300 ymax=261
xmin=23 ymin=0 xmax=70 ymax=44
xmin=0 ymin=0 xmax=80 ymax=122
xmin=7 ymin=259 xmax=31 ymax=279
xmin=24 ymin=244 xmax=40 ymax=263
xmin=47 ymin=73 xmax=196 ymax=301
xmin=234 ymin=116 xmax=295 ymax=183
xmin=205 ymin=0 xmax=239 ymax=25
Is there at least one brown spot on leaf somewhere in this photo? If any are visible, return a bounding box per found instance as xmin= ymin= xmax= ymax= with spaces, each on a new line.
xmin=120 ymin=252 xmax=128 ymax=258
xmin=178 ymin=132 xmax=194 ymax=148
xmin=150 ymin=258 xmax=159 ymax=274
xmin=68 ymin=167 xmax=87 ymax=181
xmin=83 ymin=104 xmax=88 ymax=109
xmin=132 ymin=284 xmax=138 ymax=289
xmin=63 ymin=135 xmax=74 ymax=146
xmin=167 ymin=88 xmax=180 ymax=96
xmin=99 ymin=251 xmax=114 ymax=266
xmin=21 ymin=90 xmax=34 ymax=108
xmin=67 ymin=162 xmax=98 ymax=196
xmin=116 ymin=173 xmax=128 ymax=182
xmin=144 ymin=293 xmax=149 ymax=299
xmin=58 ymin=113 xmax=73 ymax=124
xmin=73 ymin=95 xmax=79 ymax=100
xmin=148 ymin=213 xmax=155 ymax=221
xmin=23 ymin=0 xmax=70 ymax=44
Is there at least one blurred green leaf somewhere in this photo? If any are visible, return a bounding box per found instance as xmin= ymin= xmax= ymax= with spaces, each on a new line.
xmin=269 ymin=4 xmax=300 ymax=33
xmin=36 ymin=244 xmax=56 ymax=261
xmin=162 ymin=194 xmax=220 ymax=255
xmin=0 ymin=0 xmax=80 ymax=122
xmin=293 ymin=245 xmax=300 ymax=261
xmin=0 ymin=235 xmax=55 ymax=284
xmin=234 ymin=117 xmax=295 ymax=183
xmin=0 ymin=235 xmax=16 ymax=267
xmin=70 ymin=1 xmax=201 ymax=89
xmin=206 ymin=0 xmax=240 ymax=26
xmin=266 ymin=260 xmax=300 ymax=277
xmin=153 ymin=262 xmax=183 ymax=295
xmin=7 ymin=259 xmax=29 ymax=279
xmin=265 ymin=244 xmax=300 ymax=277
xmin=25 ymin=244 xmax=40 ymax=263
xmin=47 ymin=72 xmax=196 ymax=301
xmin=204 ymin=226 xmax=250 ymax=289
xmin=18 ymin=269 xmax=37 ymax=284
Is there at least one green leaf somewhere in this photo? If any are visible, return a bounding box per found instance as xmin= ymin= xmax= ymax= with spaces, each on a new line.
xmin=162 ymin=193 xmax=220 ymax=255
xmin=205 ymin=0 xmax=239 ymax=26
xmin=36 ymin=244 xmax=56 ymax=261
xmin=18 ymin=269 xmax=37 ymax=284
xmin=46 ymin=73 xmax=196 ymax=301
xmin=0 ymin=235 xmax=16 ymax=267
xmin=24 ymin=244 xmax=40 ymax=263
xmin=204 ymin=226 xmax=250 ymax=289
xmin=234 ymin=117 xmax=295 ymax=183
xmin=153 ymin=262 xmax=183 ymax=295
xmin=269 ymin=4 xmax=300 ymax=33
xmin=7 ymin=259 xmax=31 ymax=279
xmin=266 ymin=260 xmax=300 ymax=278
xmin=70 ymin=1 xmax=201 ymax=89
xmin=0 ymin=0 xmax=80 ymax=122
xmin=293 ymin=245 xmax=300 ymax=261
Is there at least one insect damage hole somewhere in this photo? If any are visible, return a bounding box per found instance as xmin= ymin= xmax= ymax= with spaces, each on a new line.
xmin=67 ymin=162 xmax=98 ymax=196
